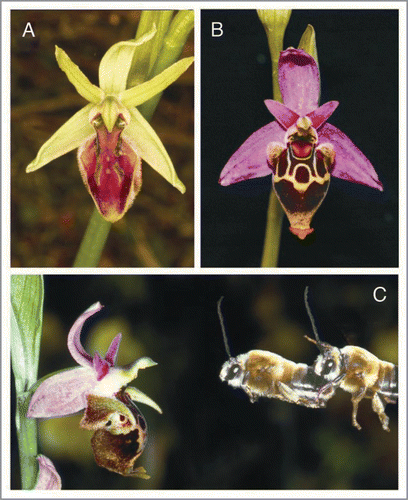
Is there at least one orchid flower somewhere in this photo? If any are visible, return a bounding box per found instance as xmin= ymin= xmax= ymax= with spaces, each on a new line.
xmin=27 ymin=302 xmax=162 ymax=478
xmin=219 ymin=48 xmax=383 ymax=239
xmin=26 ymin=30 xmax=194 ymax=223
xmin=34 ymin=455 xmax=61 ymax=490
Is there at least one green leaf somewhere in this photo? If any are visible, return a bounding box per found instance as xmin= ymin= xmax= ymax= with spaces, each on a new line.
xmin=26 ymin=104 xmax=94 ymax=172
xmin=55 ymin=46 xmax=104 ymax=104
xmin=120 ymin=56 xmax=194 ymax=108
xmin=125 ymin=107 xmax=186 ymax=193
xmin=11 ymin=276 xmax=44 ymax=392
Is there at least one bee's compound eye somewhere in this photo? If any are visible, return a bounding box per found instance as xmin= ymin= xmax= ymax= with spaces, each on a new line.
xmin=322 ymin=359 xmax=336 ymax=375
xmin=226 ymin=363 xmax=242 ymax=381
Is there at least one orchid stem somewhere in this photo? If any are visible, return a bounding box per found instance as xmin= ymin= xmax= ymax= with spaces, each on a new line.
xmin=261 ymin=190 xmax=284 ymax=267
xmin=73 ymin=209 xmax=112 ymax=267
xmin=257 ymin=10 xmax=291 ymax=267
xmin=16 ymin=395 xmax=38 ymax=489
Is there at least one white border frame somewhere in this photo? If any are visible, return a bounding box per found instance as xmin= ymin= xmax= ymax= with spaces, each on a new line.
xmin=2 ymin=2 xmax=406 ymax=498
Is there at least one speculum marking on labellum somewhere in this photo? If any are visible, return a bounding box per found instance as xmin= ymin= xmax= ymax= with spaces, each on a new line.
xmin=219 ymin=48 xmax=383 ymax=239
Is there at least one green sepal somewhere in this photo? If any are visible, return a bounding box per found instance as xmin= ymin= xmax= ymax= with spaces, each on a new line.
xmin=120 ymin=56 xmax=194 ymax=108
xmin=99 ymin=27 xmax=157 ymax=94
xmin=125 ymin=107 xmax=186 ymax=193
xmin=26 ymin=104 xmax=94 ymax=172
xmin=55 ymin=46 xmax=104 ymax=104
xmin=11 ymin=276 xmax=44 ymax=393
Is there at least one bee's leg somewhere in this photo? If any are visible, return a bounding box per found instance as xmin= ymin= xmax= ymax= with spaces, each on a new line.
xmin=372 ymin=393 xmax=390 ymax=432
xmin=350 ymin=387 xmax=367 ymax=430
xmin=277 ymin=381 xmax=318 ymax=407
xmin=277 ymin=381 xmax=301 ymax=403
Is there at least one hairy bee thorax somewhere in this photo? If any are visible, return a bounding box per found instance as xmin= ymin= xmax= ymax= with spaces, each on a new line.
xmin=267 ymin=116 xmax=335 ymax=239
xmin=220 ymin=350 xmax=326 ymax=408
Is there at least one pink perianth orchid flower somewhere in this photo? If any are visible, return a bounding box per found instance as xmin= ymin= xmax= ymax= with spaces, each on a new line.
xmin=27 ymin=302 xmax=162 ymax=478
xmin=34 ymin=455 xmax=62 ymax=490
xmin=219 ymin=48 xmax=383 ymax=239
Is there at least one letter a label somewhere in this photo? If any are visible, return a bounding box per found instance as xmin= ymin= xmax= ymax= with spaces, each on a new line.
xmin=22 ymin=22 xmax=35 ymax=37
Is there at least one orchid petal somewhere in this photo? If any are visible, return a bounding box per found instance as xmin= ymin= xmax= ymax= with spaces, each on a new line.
xmin=219 ymin=121 xmax=285 ymax=186
xmin=93 ymin=352 xmax=110 ymax=381
xmin=125 ymin=386 xmax=163 ymax=414
xmin=120 ymin=56 xmax=194 ymax=107
xmin=264 ymin=100 xmax=299 ymax=129
xmin=27 ymin=367 xmax=97 ymax=418
xmin=35 ymin=455 xmax=62 ymax=490
xmin=67 ymin=302 xmax=104 ymax=368
xmin=55 ymin=46 xmax=104 ymax=104
xmin=279 ymin=48 xmax=320 ymax=115
xmin=126 ymin=356 xmax=158 ymax=380
xmin=307 ymin=101 xmax=339 ymax=129
xmin=318 ymin=123 xmax=383 ymax=191
xmin=26 ymin=104 xmax=95 ymax=172
xmin=104 ymin=333 xmax=122 ymax=365
xmin=99 ymin=28 xmax=157 ymax=94
xmin=125 ymin=107 xmax=186 ymax=193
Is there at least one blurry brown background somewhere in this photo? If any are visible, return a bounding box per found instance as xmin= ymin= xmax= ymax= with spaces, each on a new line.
xmin=11 ymin=11 xmax=194 ymax=267
xmin=11 ymin=275 xmax=398 ymax=490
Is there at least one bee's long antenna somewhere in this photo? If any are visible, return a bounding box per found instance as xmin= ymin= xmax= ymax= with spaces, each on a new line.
xmin=304 ymin=286 xmax=322 ymax=347
xmin=217 ymin=296 xmax=232 ymax=359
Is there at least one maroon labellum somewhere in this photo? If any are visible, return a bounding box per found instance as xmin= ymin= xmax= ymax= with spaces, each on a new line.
xmin=267 ymin=116 xmax=335 ymax=239
xmin=77 ymin=115 xmax=142 ymax=223
xmin=81 ymin=389 xmax=150 ymax=478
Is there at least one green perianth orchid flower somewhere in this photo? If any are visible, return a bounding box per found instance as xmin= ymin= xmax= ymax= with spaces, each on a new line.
xmin=26 ymin=29 xmax=194 ymax=223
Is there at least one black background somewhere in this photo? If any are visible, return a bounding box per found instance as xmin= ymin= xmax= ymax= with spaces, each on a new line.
xmin=201 ymin=10 xmax=398 ymax=267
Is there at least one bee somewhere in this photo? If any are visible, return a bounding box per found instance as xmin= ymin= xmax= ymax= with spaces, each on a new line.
xmin=303 ymin=286 xmax=398 ymax=431
xmin=218 ymin=296 xmax=333 ymax=408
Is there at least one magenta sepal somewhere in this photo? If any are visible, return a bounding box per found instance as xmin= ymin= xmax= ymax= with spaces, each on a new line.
xmin=27 ymin=367 xmax=98 ymax=418
xmin=35 ymin=455 xmax=62 ymax=490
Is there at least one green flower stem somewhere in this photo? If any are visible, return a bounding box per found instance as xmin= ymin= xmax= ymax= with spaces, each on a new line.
xmin=73 ymin=209 xmax=112 ymax=267
xmin=73 ymin=10 xmax=193 ymax=267
xmin=257 ymin=10 xmax=291 ymax=267
xmin=261 ymin=190 xmax=284 ymax=267
xmin=16 ymin=395 xmax=38 ymax=490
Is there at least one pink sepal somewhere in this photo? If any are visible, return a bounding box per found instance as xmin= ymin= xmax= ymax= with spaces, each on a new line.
xmin=319 ymin=123 xmax=383 ymax=191
xmin=35 ymin=455 xmax=62 ymax=490
xmin=27 ymin=367 xmax=97 ymax=418
xmin=279 ymin=48 xmax=320 ymax=116
xmin=67 ymin=302 xmax=104 ymax=368
xmin=219 ymin=121 xmax=285 ymax=186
